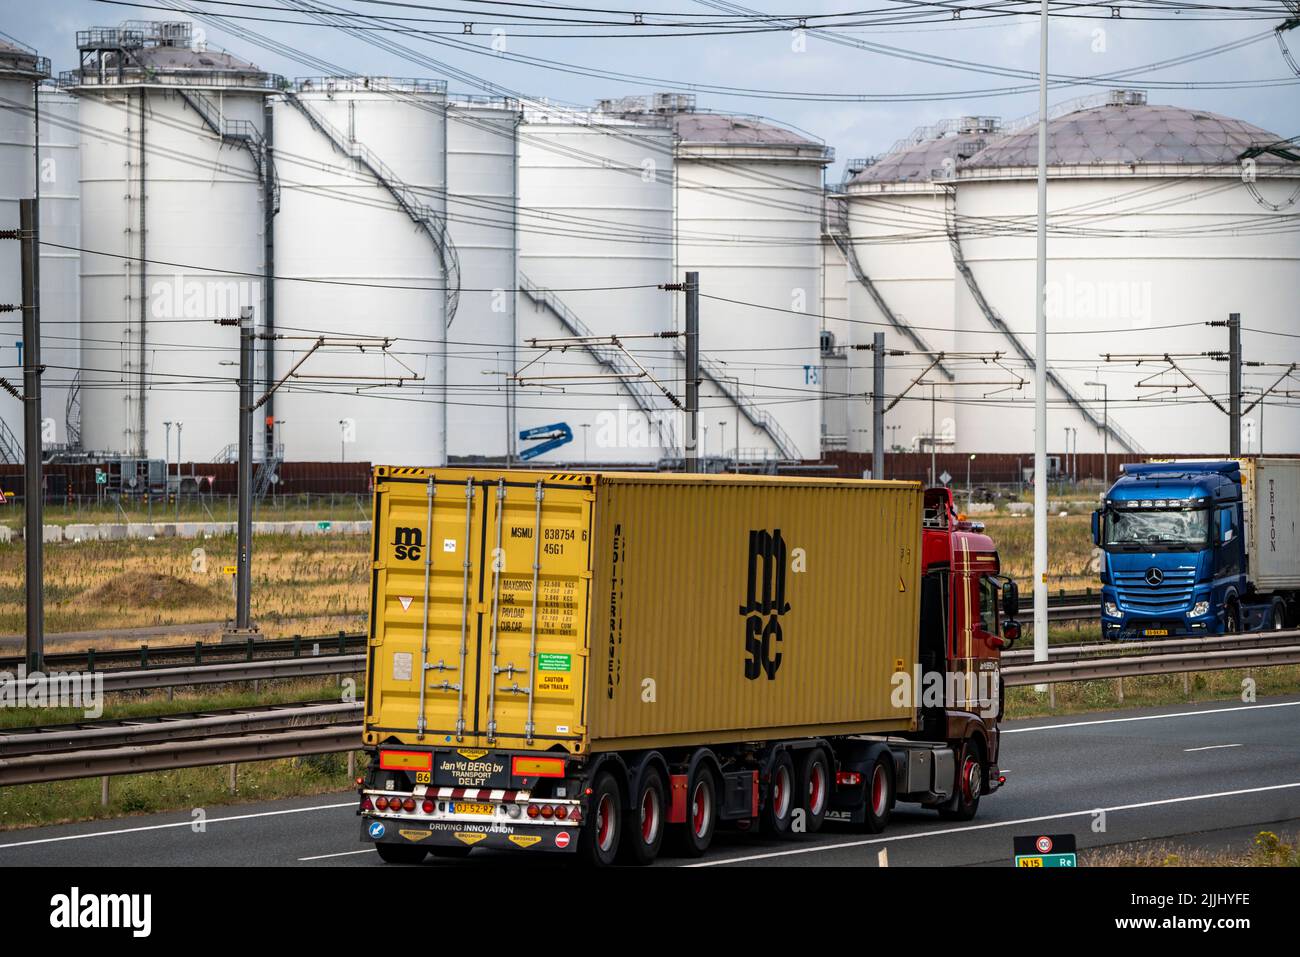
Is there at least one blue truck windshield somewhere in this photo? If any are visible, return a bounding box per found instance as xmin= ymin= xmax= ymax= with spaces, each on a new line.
xmin=1105 ymin=508 xmax=1209 ymax=549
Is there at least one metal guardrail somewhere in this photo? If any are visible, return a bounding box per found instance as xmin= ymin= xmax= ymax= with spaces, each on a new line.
xmin=0 ymin=632 xmax=365 ymax=673
xmin=1002 ymin=642 xmax=1300 ymax=686
xmin=1003 ymin=630 xmax=1300 ymax=663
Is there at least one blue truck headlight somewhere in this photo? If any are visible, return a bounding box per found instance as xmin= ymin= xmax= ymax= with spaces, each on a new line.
xmin=1187 ymin=601 xmax=1210 ymax=617
xmin=1104 ymin=602 xmax=1120 ymax=618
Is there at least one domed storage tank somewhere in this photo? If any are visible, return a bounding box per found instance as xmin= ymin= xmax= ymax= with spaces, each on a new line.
xmin=69 ymin=21 xmax=274 ymax=459
xmin=515 ymin=102 xmax=677 ymax=464
xmin=273 ymin=76 xmax=452 ymax=465
xmin=954 ymin=92 xmax=1300 ymax=454
xmin=0 ymin=40 xmax=50 ymax=462
xmin=445 ymin=96 xmax=520 ymax=462
xmin=38 ymin=88 xmax=83 ymax=453
xmin=840 ymin=118 xmax=1001 ymax=459
xmin=653 ymin=98 xmax=832 ymax=463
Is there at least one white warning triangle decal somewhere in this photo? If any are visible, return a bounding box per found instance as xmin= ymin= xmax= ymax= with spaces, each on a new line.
xmin=398 ymin=596 xmax=413 ymax=611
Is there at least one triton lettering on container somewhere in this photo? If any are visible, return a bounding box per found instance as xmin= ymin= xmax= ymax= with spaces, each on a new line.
xmin=358 ymin=467 xmax=1020 ymax=865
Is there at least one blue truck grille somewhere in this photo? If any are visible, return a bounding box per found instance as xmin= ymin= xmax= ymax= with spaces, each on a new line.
xmin=1113 ymin=568 xmax=1197 ymax=614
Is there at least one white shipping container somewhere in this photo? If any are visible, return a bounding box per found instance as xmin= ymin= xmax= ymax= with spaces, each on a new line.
xmin=1241 ymin=457 xmax=1300 ymax=592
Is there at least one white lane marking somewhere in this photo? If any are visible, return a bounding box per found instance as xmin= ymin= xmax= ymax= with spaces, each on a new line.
xmin=1184 ymin=744 xmax=1243 ymax=752
xmin=299 ymin=848 xmax=374 ymax=862
xmin=1003 ymin=699 xmax=1300 ymax=734
xmin=685 ymin=780 xmax=1300 ymax=867
xmin=0 ymin=801 xmax=356 ymax=851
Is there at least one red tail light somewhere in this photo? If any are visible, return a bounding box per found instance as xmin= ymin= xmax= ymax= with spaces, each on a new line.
xmin=540 ymin=805 xmax=554 ymax=819
xmin=836 ymin=772 xmax=862 ymax=786
xmin=555 ymin=805 xmax=569 ymax=820
xmin=402 ymin=797 xmax=416 ymax=812
xmin=361 ymin=796 xmax=373 ymax=811
xmin=526 ymin=805 xmax=540 ymax=819
xmin=569 ymin=808 xmax=582 ymax=823
xmin=375 ymin=796 xmax=389 ymax=811
xmin=422 ymin=799 xmax=434 ymax=813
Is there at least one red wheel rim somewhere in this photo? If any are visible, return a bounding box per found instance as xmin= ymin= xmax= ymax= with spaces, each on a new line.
xmin=808 ymin=761 xmax=826 ymax=816
xmin=871 ymin=765 xmax=887 ymax=817
xmin=773 ymin=766 xmax=791 ymax=819
xmin=640 ymin=786 xmax=660 ymax=844
xmin=596 ymin=794 xmax=616 ymax=852
xmin=961 ymin=757 xmax=980 ymax=803
xmin=691 ymin=780 xmax=712 ymax=838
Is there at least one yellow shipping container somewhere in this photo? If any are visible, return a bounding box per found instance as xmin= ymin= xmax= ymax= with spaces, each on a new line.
xmin=363 ymin=467 xmax=922 ymax=756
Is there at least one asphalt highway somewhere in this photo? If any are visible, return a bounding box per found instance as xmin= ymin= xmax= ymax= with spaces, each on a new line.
xmin=2 ymin=694 xmax=1297 ymax=867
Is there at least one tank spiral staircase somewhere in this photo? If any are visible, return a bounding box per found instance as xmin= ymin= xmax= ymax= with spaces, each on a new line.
xmin=822 ymin=194 xmax=955 ymax=381
xmin=518 ymin=273 xmax=677 ymax=450
xmin=0 ymin=418 xmax=21 ymax=465
xmin=678 ymin=348 xmax=802 ymax=461
xmin=941 ymin=187 xmax=1142 ymax=453
xmin=282 ymin=91 xmax=461 ymax=326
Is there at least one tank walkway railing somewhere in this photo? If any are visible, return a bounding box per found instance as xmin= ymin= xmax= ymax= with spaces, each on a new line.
xmin=281 ymin=91 xmax=461 ymax=326
xmin=0 ymin=417 xmax=22 ymax=466
xmin=64 ymin=371 xmax=81 ymax=451
xmin=518 ymin=272 xmax=678 ymax=450
xmin=254 ymin=451 xmax=282 ymax=502
xmin=822 ymin=199 xmax=956 ymax=382
xmin=673 ymin=347 xmax=802 ymax=461
xmin=169 ymin=87 xmax=280 ymax=215
xmin=941 ymin=188 xmax=1142 ymax=454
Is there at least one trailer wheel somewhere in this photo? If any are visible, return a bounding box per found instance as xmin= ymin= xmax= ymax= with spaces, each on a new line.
xmin=578 ymin=772 xmax=623 ymax=867
xmin=761 ymin=751 xmax=796 ymax=836
xmin=861 ymin=752 xmax=893 ymax=834
xmin=796 ymin=748 xmax=830 ymax=834
xmin=1268 ymin=598 xmax=1287 ymax=631
xmin=669 ymin=765 xmax=718 ymax=857
xmin=374 ymin=842 xmax=428 ymax=865
xmin=618 ymin=767 xmax=666 ymax=866
xmin=938 ymin=740 xmax=984 ymax=822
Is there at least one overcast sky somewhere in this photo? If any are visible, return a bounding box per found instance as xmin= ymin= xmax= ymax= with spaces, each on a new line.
xmin=8 ymin=0 xmax=1299 ymax=179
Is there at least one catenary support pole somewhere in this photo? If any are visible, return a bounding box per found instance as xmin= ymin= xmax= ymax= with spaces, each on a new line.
xmin=20 ymin=198 xmax=43 ymax=671
xmin=684 ymin=271 xmax=699 ymax=473
xmin=1228 ymin=312 xmax=1241 ymax=456
xmin=1033 ymin=0 xmax=1051 ymax=686
xmin=872 ymin=331 xmax=885 ymax=480
xmin=236 ymin=306 xmax=254 ymax=632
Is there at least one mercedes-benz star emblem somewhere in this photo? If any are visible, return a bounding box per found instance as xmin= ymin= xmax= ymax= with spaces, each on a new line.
xmin=1145 ymin=567 xmax=1164 ymax=586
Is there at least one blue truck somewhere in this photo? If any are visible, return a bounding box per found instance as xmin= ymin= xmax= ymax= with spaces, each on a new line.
xmin=1092 ymin=458 xmax=1300 ymax=640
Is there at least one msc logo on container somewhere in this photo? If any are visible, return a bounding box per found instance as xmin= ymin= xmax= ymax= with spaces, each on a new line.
xmin=739 ymin=529 xmax=792 ymax=681
xmin=393 ymin=526 xmax=423 ymax=561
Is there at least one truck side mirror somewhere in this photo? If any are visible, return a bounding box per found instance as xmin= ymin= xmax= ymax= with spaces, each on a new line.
xmin=1090 ymin=509 xmax=1101 ymax=546
xmin=1002 ymin=579 xmax=1020 ymax=618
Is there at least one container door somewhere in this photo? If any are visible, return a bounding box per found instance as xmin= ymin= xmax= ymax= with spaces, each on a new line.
xmin=473 ymin=477 xmax=592 ymax=750
xmin=369 ymin=472 xmax=488 ymax=746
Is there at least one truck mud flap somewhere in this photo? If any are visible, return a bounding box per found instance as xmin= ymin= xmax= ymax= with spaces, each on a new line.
xmin=361 ymin=817 xmax=578 ymax=853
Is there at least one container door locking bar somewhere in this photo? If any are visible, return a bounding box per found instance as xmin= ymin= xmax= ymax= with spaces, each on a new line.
xmin=454 ymin=477 xmax=475 ymax=741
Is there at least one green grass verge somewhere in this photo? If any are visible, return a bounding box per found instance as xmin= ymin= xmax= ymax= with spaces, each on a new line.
xmin=1083 ymin=829 xmax=1300 ymax=867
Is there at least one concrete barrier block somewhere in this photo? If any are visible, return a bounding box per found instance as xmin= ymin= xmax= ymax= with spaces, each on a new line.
xmin=64 ymin=523 xmax=101 ymax=542
xmin=43 ymin=524 xmax=64 ymax=543
xmin=1008 ymin=502 xmax=1033 ymax=516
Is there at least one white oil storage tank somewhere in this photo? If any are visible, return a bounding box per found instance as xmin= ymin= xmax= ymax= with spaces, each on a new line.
xmin=600 ymin=95 xmax=833 ymax=464
xmin=38 ymin=87 xmax=83 ymax=454
xmin=0 ymin=40 xmax=50 ymax=464
xmin=839 ymin=118 xmax=1002 ymax=460
xmin=953 ymin=92 xmax=1300 ymax=454
xmin=445 ymin=96 xmax=520 ymax=462
xmin=69 ymin=21 xmax=274 ymax=460
xmin=273 ymin=76 xmax=453 ymax=465
xmin=515 ymin=102 xmax=677 ymax=464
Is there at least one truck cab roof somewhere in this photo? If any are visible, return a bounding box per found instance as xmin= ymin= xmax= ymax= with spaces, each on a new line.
xmin=1108 ymin=461 xmax=1240 ymax=507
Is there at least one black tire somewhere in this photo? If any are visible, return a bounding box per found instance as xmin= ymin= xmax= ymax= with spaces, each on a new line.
xmin=938 ymin=739 xmax=984 ymax=822
xmin=671 ymin=763 xmax=718 ymax=857
xmin=577 ymin=771 xmax=623 ymax=867
xmin=374 ymin=841 xmax=428 ymax=865
xmin=761 ymin=750 xmax=796 ymax=837
xmin=795 ymin=748 xmax=831 ymax=835
xmin=429 ymin=846 xmax=473 ymax=859
xmin=860 ymin=752 xmax=893 ymax=834
xmin=1268 ymin=599 xmax=1287 ymax=631
xmin=1224 ymin=601 xmax=1241 ymax=634
xmin=618 ymin=767 xmax=667 ymax=866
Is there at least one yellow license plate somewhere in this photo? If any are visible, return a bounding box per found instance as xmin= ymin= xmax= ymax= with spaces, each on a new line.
xmin=1017 ymin=857 xmax=1043 ymax=867
xmin=451 ymin=802 xmax=494 ymax=816
xmin=1143 ymin=629 xmax=1169 ymax=636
